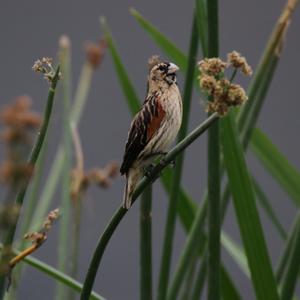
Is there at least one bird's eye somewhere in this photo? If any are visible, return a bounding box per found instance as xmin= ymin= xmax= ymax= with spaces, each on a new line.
xmin=158 ymin=65 xmax=167 ymax=72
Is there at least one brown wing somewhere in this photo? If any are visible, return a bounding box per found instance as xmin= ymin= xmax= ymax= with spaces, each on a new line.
xmin=120 ymin=92 xmax=165 ymax=175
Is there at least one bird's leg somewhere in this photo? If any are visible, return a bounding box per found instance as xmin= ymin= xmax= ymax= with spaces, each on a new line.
xmin=144 ymin=164 xmax=155 ymax=179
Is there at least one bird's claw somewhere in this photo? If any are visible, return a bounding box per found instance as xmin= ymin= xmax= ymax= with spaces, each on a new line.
xmin=144 ymin=164 xmax=155 ymax=179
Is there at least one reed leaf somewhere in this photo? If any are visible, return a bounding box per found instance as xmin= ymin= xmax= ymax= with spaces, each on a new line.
xmin=221 ymin=114 xmax=279 ymax=300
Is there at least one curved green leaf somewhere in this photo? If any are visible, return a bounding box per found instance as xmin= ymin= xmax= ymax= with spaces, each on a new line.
xmin=130 ymin=8 xmax=187 ymax=71
xmin=221 ymin=114 xmax=279 ymax=300
xmin=251 ymin=127 xmax=300 ymax=206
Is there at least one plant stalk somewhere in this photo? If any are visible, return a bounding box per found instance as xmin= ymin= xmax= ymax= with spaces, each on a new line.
xmin=55 ymin=38 xmax=72 ymax=300
xmin=206 ymin=0 xmax=221 ymax=299
xmin=140 ymin=186 xmax=153 ymax=300
xmin=157 ymin=14 xmax=199 ymax=300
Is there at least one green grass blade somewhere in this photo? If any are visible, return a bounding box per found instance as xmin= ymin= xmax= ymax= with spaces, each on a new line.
xmin=101 ymin=17 xmax=140 ymax=115
xmin=280 ymin=212 xmax=300 ymax=300
xmin=195 ymin=0 xmax=208 ymax=57
xmin=191 ymin=255 xmax=207 ymax=300
xmin=221 ymin=114 xmax=279 ymax=300
xmin=221 ymin=232 xmax=249 ymax=278
xmin=251 ymin=128 xmax=300 ymax=206
xmin=252 ymin=178 xmax=287 ymax=240
xmin=130 ymin=8 xmax=187 ymax=71
xmin=25 ymin=258 xmax=106 ymax=300
xmin=276 ymin=213 xmax=300 ymax=284
xmin=220 ymin=266 xmax=242 ymax=300
xmin=140 ymin=186 xmax=153 ymax=300
xmin=0 ymin=245 xmax=105 ymax=300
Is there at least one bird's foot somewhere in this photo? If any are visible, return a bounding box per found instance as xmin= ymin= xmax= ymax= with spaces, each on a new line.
xmin=170 ymin=158 xmax=176 ymax=168
xmin=144 ymin=164 xmax=155 ymax=179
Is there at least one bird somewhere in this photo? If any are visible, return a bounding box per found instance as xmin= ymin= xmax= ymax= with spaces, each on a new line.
xmin=120 ymin=56 xmax=183 ymax=209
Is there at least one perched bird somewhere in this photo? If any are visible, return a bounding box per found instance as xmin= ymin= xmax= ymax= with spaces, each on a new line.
xmin=120 ymin=56 xmax=183 ymax=209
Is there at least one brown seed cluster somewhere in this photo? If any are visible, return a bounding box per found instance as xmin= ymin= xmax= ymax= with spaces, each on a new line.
xmin=7 ymin=209 xmax=59 ymax=274
xmin=0 ymin=96 xmax=41 ymax=186
xmin=24 ymin=208 xmax=59 ymax=245
xmin=198 ymin=51 xmax=251 ymax=116
xmin=85 ymin=39 xmax=107 ymax=69
xmin=198 ymin=58 xmax=227 ymax=76
xmin=70 ymin=161 xmax=119 ymax=201
xmin=0 ymin=203 xmax=20 ymax=229
xmin=227 ymin=51 xmax=252 ymax=76
xmin=32 ymin=57 xmax=61 ymax=83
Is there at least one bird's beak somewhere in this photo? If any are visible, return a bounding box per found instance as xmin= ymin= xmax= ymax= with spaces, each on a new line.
xmin=167 ymin=63 xmax=179 ymax=74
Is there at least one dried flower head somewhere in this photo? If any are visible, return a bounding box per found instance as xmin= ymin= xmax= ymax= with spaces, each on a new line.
xmin=43 ymin=208 xmax=59 ymax=231
xmin=7 ymin=208 xmax=60 ymax=274
xmin=59 ymin=35 xmax=71 ymax=49
xmin=0 ymin=96 xmax=41 ymax=132
xmin=87 ymin=161 xmax=119 ymax=188
xmin=199 ymin=75 xmax=217 ymax=95
xmin=227 ymin=84 xmax=248 ymax=105
xmin=85 ymin=39 xmax=107 ymax=69
xmin=70 ymin=169 xmax=89 ymax=200
xmin=198 ymin=51 xmax=251 ymax=116
xmin=198 ymin=58 xmax=227 ymax=76
xmin=0 ymin=203 xmax=20 ymax=229
xmin=0 ymin=96 xmax=41 ymax=187
xmin=227 ymin=51 xmax=252 ymax=76
xmin=23 ymin=208 xmax=59 ymax=244
xmin=32 ymin=57 xmax=61 ymax=83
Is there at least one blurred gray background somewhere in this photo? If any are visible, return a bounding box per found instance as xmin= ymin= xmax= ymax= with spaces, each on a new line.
xmin=1 ymin=0 xmax=300 ymax=299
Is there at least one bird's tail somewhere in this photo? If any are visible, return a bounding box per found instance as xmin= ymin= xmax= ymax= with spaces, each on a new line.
xmin=123 ymin=168 xmax=142 ymax=209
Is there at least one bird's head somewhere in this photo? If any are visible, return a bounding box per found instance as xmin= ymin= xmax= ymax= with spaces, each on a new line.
xmin=148 ymin=57 xmax=179 ymax=90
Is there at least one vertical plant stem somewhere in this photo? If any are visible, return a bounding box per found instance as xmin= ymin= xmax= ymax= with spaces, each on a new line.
xmin=157 ymin=14 xmax=198 ymax=300
xmin=280 ymin=212 xmax=300 ymax=300
xmin=30 ymin=62 xmax=94 ymax=232
xmin=195 ymin=0 xmax=208 ymax=57
xmin=0 ymin=67 xmax=60 ymax=298
xmin=140 ymin=186 xmax=153 ymax=300
xmin=55 ymin=37 xmax=72 ymax=300
xmin=206 ymin=0 xmax=220 ymax=299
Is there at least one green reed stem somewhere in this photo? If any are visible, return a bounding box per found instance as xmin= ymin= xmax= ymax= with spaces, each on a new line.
xmin=55 ymin=39 xmax=72 ymax=300
xmin=140 ymin=186 xmax=153 ymax=300
xmin=0 ymin=244 xmax=105 ymax=300
xmin=157 ymin=14 xmax=199 ymax=300
xmin=30 ymin=62 xmax=94 ymax=232
xmin=0 ymin=67 xmax=60 ymax=298
xmin=206 ymin=0 xmax=220 ymax=299
xmin=79 ymin=113 xmax=218 ymax=300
